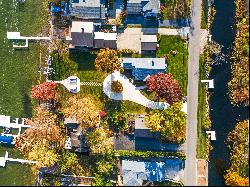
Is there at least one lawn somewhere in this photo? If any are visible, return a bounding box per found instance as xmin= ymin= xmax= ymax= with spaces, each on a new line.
xmin=0 ymin=0 xmax=49 ymax=185
xmin=197 ymin=55 xmax=208 ymax=158
xmin=157 ymin=35 xmax=188 ymax=95
xmin=0 ymin=145 xmax=36 ymax=186
xmin=201 ymin=0 xmax=208 ymax=29
xmin=0 ymin=0 xmax=48 ymax=117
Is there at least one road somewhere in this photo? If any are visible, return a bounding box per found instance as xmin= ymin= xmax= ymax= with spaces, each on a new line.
xmin=184 ymin=0 xmax=202 ymax=186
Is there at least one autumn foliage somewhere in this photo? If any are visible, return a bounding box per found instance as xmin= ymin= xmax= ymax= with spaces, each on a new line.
xmin=224 ymin=171 xmax=249 ymax=186
xmin=95 ymin=49 xmax=121 ymax=73
xmin=146 ymin=73 xmax=183 ymax=105
xmin=31 ymin=82 xmax=57 ymax=101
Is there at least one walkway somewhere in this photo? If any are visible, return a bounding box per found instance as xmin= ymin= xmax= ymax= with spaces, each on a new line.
xmin=184 ymin=0 xmax=202 ymax=186
xmin=103 ymin=71 xmax=187 ymax=113
xmin=81 ymin=82 xmax=102 ymax=87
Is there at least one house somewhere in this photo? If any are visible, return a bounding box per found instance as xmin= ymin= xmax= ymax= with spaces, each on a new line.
xmin=141 ymin=35 xmax=158 ymax=52
xmin=127 ymin=0 xmax=160 ymax=18
xmin=68 ymin=0 xmax=106 ymax=21
xmin=114 ymin=115 xmax=183 ymax=152
xmin=121 ymin=158 xmax=184 ymax=186
xmin=121 ymin=58 xmax=166 ymax=81
xmin=64 ymin=118 xmax=89 ymax=153
xmin=67 ymin=21 xmax=117 ymax=49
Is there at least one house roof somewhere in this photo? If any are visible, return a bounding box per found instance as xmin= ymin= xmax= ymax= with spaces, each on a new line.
xmin=142 ymin=0 xmax=160 ymax=14
xmin=122 ymin=158 xmax=184 ymax=185
xmin=141 ymin=42 xmax=157 ymax=51
xmin=141 ymin=35 xmax=157 ymax=43
xmin=121 ymin=58 xmax=166 ymax=70
xmin=94 ymin=32 xmax=117 ymax=40
xmin=71 ymin=21 xmax=94 ymax=33
xmin=71 ymin=32 xmax=94 ymax=47
xmin=69 ymin=0 xmax=105 ymax=19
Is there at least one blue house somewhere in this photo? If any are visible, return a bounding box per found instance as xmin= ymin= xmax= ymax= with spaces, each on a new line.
xmin=121 ymin=158 xmax=184 ymax=186
xmin=121 ymin=58 xmax=166 ymax=81
xmin=68 ymin=0 xmax=106 ymax=21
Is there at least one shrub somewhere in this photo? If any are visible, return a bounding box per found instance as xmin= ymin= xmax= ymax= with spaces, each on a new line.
xmin=111 ymin=81 xmax=123 ymax=93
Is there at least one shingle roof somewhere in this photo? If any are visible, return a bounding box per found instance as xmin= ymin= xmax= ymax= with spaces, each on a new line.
xmin=141 ymin=42 xmax=157 ymax=51
xmin=71 ymin=32 xmax=94 ymax=47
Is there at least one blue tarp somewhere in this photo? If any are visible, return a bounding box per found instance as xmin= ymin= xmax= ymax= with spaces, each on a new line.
xmin=0 ymin=136 xmax=13 ymax=144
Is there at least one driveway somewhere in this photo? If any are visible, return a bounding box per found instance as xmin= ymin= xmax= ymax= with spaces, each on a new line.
xmin=117 ymin=29 xmax=142 ymax=52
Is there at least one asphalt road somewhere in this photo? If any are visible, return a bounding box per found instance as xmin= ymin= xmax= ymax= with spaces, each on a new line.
xmin=184 ymin=0 xmax=202 ymax=186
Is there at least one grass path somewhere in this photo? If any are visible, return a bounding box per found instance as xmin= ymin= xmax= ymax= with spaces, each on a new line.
xmin=0 ymin=0 xmax=49 ymax=185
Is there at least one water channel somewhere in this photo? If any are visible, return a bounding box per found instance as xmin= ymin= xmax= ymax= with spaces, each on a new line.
xmin=208 ymin=0 xmax=249 ymax=185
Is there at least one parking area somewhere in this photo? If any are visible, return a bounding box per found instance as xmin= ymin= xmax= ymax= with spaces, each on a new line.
xmin=117 ymin=28 xmax=142 ymax=52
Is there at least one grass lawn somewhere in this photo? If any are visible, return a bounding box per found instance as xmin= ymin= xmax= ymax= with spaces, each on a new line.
xmin=201 ymin=0 xmax=208 ymax=29
xmin=197 ymin=55 xmax=208 ymax=158
xmin=157 ymin=35 xmax=188 ymax=95
xmin=0 ymin=145 xmax=36 ymax=186
xmin=0 ymin=0 xmax=49 ymax=185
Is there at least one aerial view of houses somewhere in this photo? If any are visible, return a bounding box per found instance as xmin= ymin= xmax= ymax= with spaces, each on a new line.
xmin=0 ymin=0 xmax=249 ymax=186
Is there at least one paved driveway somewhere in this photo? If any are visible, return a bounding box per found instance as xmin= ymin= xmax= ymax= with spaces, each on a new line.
xmin=117 ymin=29 xmax=142 ymax=52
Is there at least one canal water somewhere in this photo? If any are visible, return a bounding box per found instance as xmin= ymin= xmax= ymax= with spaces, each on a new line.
xmin=208 ymin=0 xmax=249 ymax=185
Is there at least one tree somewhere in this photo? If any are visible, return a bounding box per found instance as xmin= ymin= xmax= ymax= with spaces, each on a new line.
xmin=60 ymin=152 xmax=84 ymax=176
xmin=146 ymin=73 xmax=183 ymax=105
xmin=50 ymin=52 xmax=78 ymax=81
xmin=61 ymin=96 xmax=100 ymax=129
xmin=109 ymin=112 xmax=128 ymax=131
xmin=145 ymin=102 xmax=186 ymax=143
xmin=225 ymin=120 xmax=249 ymax=183
xmin=86 ymin=128 xmax=113 ymax=154
xmin=95 ymin=49 xmax=121 ymax=73
xmin=224 ymin=171 xmax=249 ymax=186
xmin=31 ymin=82 xmax=57 ymax=101
xmin=15 ymin=106 xmax=64 ymax=170
xmin=111 ymin=81 xmax=123 ymax=93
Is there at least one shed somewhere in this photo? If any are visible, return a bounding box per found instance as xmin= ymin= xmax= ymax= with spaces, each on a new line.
xmin=141 ymin=35 xmax=157 ymax=51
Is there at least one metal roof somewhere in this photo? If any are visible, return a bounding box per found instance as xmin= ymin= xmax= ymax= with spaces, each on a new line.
xmin=122 ymin=158 xmax=184 ymax=185
xmin=121 ymin=58 xmax=166 ymax=70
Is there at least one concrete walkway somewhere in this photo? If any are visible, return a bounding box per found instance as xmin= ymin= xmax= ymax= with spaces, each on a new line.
xmin=103 ymin=71 xmax=187 ymax=113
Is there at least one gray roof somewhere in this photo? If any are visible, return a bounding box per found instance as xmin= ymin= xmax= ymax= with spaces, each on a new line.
xmin=141 ymin=42 xmax=157 ymax=51
xmin=122 ymin=58 xmax=166 ymax=70
xmin=127 ymin=0 xmax=160 ymax=14
xmin=134 ymin=117 xmax=154 ymax=138
xmin=122 ymin=159 xmax=184 ymax=185
xmin=69 ymin=0 xmax=105 ymax=19
xmin=71 ymin=32 xmax=94 ymax=47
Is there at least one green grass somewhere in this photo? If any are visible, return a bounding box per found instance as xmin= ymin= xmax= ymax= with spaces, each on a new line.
xmin=0 ymin=0 xmax=48 ymax=117
xmin=201 ymin=0 xmax=208 ymax=29
xmin=157 ymin=35 xmax=188 ymax=95
xmin=197 ymin=55 xmax=208 ymax=158
xmin=0 ymin=0 xmax=48 ymax=185
xmin=0 ymin=145 xmax=36 ymax=186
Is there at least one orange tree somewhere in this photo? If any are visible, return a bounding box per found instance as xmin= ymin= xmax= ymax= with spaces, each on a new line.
xmin=95 ymin=49 xmax=121 ymax=73
xmin=146 ymin=73 xmax=183 ymax=105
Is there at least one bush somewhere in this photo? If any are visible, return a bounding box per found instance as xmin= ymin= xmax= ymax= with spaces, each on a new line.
xmin=111 ymin=81 xmax=123 ymax=93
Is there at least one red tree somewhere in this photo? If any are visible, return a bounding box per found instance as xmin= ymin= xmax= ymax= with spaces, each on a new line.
xmin=146 ymin=73 xmax=183 ymax=105
xmin=31 ymin=82 xmax=57 ymax=101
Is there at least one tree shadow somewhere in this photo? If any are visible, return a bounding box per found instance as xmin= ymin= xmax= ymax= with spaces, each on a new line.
xmin=22 ymin=93 xmax=33 ymax=118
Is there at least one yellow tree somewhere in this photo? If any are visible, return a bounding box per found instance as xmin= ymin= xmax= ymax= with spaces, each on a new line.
xmin=86 ymin=128 xmax=113 ymax=154
xmin=224 ymin=171 xmax=249 ymax=186
xmin=94 ymin=49 xmax=121 ymax=73
xmin=61 ymin=95 xmax=100 ymax=129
